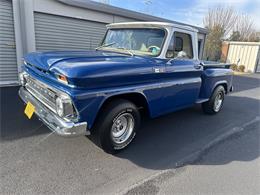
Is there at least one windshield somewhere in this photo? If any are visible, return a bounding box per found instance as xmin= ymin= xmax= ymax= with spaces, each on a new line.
xmin=100 ymin=28 xmax=166 ymax=56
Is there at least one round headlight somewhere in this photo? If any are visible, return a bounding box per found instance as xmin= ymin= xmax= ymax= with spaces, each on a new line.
xmin=56 ymin=97 xmax=64 ymax=117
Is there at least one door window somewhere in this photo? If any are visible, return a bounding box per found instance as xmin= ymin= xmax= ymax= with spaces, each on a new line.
xmin=166 ymin=32 xmax=193 ymax=59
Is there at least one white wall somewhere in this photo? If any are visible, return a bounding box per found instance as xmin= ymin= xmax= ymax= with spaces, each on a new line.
xmin=33 ymin=0 xmax=136 ymax=25
xmin=226 ymin=42 xmax=260 ymax=72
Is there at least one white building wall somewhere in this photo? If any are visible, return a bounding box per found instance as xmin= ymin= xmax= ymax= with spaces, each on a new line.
xmin=226 ymin=41 xmax=260 ymax=72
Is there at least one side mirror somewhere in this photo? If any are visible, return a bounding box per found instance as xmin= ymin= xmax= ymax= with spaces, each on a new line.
xmin=166 ymin=58 xmax=175 ymax=65
xmin=199 ymin=61 xmax=205 ymax=66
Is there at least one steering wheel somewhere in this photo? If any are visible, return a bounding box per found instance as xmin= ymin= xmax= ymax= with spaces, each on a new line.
xmin=148 ymin=45 xmax=161 ymax=53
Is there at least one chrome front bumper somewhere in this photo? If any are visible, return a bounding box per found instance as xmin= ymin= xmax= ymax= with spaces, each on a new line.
xmin=19 ymin=87 xmax=90 ymax=137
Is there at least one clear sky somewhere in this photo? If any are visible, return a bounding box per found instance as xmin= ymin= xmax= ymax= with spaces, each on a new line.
xmin=95 ymin=0 xmax=260 ymax=30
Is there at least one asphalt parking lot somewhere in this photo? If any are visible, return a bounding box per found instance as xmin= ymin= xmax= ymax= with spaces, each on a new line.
xmin=1 ymin=74 xmax=260 ymax=194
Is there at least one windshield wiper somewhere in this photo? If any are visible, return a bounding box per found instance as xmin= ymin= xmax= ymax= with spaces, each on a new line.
xmin=96 ymin=43 xmax=134 ymax=56
xmin=95 ymin=42 xmax=116 ymax=50
xmin=116 ymin=47 xmax=134 ymax=57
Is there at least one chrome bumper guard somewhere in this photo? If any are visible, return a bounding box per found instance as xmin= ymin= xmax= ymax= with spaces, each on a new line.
xmin=19 ymin=87 xmax=90 ymax=137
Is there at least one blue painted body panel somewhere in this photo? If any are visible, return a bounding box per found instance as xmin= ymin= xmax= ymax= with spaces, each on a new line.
xmin=23 ymin=50 xmax=233 ymax=129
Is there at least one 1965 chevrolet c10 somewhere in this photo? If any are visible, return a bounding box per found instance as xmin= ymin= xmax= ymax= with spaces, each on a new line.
xmin=19 ymin=22 xmax=233 ymax=153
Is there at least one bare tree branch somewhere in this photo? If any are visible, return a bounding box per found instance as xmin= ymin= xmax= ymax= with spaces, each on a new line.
xmin=203 ymin=6 xmax=237 ymax=60
xmin=203 ymin=6 xmax=259 ymax=61
xmin=233 ymin=14 xmax=256 ymax=41
xmin=203 ymin=6 xmax=237 ymax=38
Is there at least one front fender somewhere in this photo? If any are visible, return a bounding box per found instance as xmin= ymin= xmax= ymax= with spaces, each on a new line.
xmin=72 ymin=89 xmax=149 ymax=130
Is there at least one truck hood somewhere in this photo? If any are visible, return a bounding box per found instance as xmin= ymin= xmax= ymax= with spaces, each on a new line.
xmin=24 ymin=50 xmax=136 ymax=71
xmin=24 ymin=50 xmax=164 ymax=88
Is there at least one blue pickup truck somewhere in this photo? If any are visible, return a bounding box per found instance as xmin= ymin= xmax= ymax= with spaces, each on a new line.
xmin=19 ymin=22 xmax=233 ymax=153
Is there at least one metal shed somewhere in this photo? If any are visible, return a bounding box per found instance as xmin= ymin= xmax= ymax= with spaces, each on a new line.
xmin=224 ymin=41 xmax=260 ymax=73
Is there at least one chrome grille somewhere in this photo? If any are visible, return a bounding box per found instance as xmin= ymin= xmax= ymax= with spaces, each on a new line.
xmin=25 ymin=76 xmax=57 ymax=113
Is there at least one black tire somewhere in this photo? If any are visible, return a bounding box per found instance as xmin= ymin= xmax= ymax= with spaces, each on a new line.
xmin=95 ymin=99 xmax=140 ymax=154
xmin=202 ymin=85 xmax=225 ymax=114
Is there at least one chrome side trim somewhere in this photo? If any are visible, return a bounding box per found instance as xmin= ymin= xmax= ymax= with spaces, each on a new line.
xmin=19 ymin=87 xmax=90 ymax=137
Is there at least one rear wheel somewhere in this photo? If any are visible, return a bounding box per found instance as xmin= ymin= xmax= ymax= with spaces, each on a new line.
xmin=95 ymin=99 xmax=140 ymax=154
xmin=202 ymin=85 xmax=225 ymax=114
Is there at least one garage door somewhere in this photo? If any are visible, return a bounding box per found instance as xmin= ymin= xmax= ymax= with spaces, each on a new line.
xmin=34 ymin=12 xmax=107 ymax=51
xmin=0 ymin=0 xmax=18 ymax=85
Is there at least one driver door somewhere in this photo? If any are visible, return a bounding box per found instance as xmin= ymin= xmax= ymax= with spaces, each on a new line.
xmin=162 ymin=30 xmax=203 ymax=113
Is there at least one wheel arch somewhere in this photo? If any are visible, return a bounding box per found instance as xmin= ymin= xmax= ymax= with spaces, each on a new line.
xmin=91 ymin=92 xmax=150 ymax=129
xmin=213 ymin=81 xmax=228 ymax=94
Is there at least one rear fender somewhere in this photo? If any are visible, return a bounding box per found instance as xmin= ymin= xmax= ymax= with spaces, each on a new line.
xmin=199 ymin=68 xmax=232 ymax=99
xmin=213 ymin=80 xmax=228 ymax=93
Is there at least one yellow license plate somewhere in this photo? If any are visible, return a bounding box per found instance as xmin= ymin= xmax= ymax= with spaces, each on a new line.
xmin=24 ymin=101 xmax=35 ymax=119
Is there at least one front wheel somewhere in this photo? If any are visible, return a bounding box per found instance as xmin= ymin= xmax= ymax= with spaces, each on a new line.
xmin=202 ymin=85 xmax=225 ymax=114
xmin=95 ymin=99 xmax=140 ymax=154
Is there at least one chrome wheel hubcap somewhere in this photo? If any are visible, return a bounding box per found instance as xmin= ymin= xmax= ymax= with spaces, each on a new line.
xmin=214 ymin=92 xmax=223 ymax=112
xmin=111 ymin=113 xmax=135 ymax=144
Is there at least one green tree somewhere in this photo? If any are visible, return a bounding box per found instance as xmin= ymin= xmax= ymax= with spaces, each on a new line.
xmin=204 ymin=25 xmax=225 ymax=61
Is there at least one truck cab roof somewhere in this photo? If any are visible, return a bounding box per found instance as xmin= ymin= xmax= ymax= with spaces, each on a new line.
xmin=106 ymin=22 xmax=199 ymax=33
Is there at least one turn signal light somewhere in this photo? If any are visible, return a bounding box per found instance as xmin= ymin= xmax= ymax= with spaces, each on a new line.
xmin=57 ymin=74 xmax=68 ymax=84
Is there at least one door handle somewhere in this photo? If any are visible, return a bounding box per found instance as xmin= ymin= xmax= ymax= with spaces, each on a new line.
xmin=153 ymin=67 xmax=165 ymax=73
xmin=194 ymin=64 xmax=202 ymax=69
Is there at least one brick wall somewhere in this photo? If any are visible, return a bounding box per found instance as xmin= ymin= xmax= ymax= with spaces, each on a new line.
xmin=221 ymin=42 xmax=229 ymax=62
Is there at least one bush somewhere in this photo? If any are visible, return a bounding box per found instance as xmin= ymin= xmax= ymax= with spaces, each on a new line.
xmin=230 ymin=64 xmax=238 ymax=71
xmin=238 ymin=65 xmax=245 ymax=72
